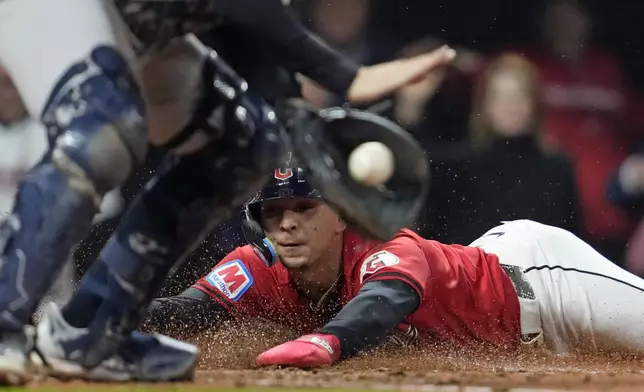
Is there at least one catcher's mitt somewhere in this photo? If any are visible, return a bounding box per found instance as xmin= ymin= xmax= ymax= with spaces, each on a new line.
xmin=283 ymin=99 xmax=429 ymax=241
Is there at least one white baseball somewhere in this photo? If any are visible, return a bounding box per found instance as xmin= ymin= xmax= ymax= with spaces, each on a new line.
xmin=348 ymin=141 xmax=395 ymax=186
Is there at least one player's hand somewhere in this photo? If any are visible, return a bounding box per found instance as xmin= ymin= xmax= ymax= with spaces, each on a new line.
xmin=346 ymin=45 xmax=456 ymax=105
xmin=255 ymin=333 xmax=340 ymax=368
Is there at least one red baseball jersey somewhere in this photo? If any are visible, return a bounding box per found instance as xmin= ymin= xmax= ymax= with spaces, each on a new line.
xmin=193 ymin=229 xmax=521 ymax=347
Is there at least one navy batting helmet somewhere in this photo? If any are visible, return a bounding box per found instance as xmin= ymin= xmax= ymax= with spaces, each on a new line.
xmin=242 ymin=165 xmax=320 ymax=267
xmin=245 ymin=167 xmax=320 ymax=222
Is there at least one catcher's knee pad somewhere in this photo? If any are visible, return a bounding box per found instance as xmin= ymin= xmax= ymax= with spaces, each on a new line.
xmin=41 ymin=45 xmax=148 ymax=200
xmin=0 ymin=47 xmax=148 ymax=330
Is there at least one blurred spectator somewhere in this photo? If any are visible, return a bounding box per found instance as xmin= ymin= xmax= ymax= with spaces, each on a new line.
xmin=429 ymin=0 xmax=638 ymax=262
xmin=624 ymin=217 xmax=644 ymax=277
xmin=311 ymin=0 xmax=372 ymax=62
xmin=420 ymin=54 xmax=579 ymax=245
xmin=513 ymin=0 xmax=638 ymax=262
xmin=390 ymin=37 xmax=471 ymax=146
xmin=607 ymin=145 xmax=644 ymax=274
xmin=607 ymin=145 xmax=644 ymax=214
xmin=300 ymin=0 xmax=397 ymax=107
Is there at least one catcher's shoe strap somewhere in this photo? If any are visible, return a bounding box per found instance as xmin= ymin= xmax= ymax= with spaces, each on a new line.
xmin=501 ymin=264 xmax=543 ymax=346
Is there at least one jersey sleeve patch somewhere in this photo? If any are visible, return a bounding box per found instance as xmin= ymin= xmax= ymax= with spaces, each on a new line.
xmin=205 ymin=259 xmax=254 ymax=302
xmin=359 ymin=250 xmax=400 ymax=283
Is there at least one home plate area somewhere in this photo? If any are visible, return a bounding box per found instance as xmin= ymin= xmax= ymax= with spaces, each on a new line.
xmin=27 ymin=318 xmax=644 ymax=392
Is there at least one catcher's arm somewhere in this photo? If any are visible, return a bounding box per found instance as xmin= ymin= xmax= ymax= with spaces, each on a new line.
xmin=143 ymin=287 xmax=232 ymax=335
xmin=211 ymin=0 xmax=453 ymax=103
xmin=210 ymin=0 xmax=358 ymax=96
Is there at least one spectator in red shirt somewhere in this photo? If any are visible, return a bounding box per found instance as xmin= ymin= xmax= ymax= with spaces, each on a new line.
xmin=514 ymin=0 xmax=637 ymax=262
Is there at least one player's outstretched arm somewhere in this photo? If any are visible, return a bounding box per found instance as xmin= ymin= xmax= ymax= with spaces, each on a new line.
xmin=143 ymin=287 xmax=232 ymax=336
xmin=210 ymin=0 xmax=357 ymax=96
xmin=210 ymin=0 xmax=454 ymax=104
xmin=255 ymin=280 xmax=419 ymax=368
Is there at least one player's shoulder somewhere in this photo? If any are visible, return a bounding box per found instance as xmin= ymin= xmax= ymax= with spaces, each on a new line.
xmin=348 ymin=229 xmax=422 ymax=266
xmin=389 ymin=229 xmax=465 ymax=257
xmin=356 ymin=229 xmax=425 ymax=255
xmin=348 ymin=229 xmax=432 ymax=285
xmin=201 ymin=244 xmax=285 ymax=302
xmin=540 ymin=150 xmax=574 ymax=178
xmin=393 ymin=228 xmax=424 ymax=240
xmin=382 ymin=228 xmax=426 ymax=249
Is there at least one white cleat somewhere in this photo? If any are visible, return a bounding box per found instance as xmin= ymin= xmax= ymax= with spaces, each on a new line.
xmin=35 ymin=302 xmax=198 ymax=382
xmin=0 ymin=325 xmax=37 ymax=386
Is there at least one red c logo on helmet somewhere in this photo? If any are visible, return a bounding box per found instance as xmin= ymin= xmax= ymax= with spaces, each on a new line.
xmin=274 ymin=168 xmax=293 ymax=180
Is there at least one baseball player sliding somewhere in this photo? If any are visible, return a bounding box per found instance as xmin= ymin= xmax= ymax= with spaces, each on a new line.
xmin=144 ymin=166 xmax=644 ymax=368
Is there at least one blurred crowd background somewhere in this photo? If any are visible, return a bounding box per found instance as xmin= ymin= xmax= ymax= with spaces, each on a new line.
xmin=3 ymin=0 xmax=644 ymax=297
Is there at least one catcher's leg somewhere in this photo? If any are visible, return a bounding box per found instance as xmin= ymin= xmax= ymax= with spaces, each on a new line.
xmin=0 ymin=0 xmax=145 ymax=385
xmin=36 ymin=44 xmax=288 ymax=381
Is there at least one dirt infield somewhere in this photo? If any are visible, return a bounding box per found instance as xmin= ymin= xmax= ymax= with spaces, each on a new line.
xmin=30 ymin=356 xmax=644 ymax=392
xmin=27 ymin=319 xmax=644 ymax=391
xmin=189 ymin=344 xmax=644 ymax=391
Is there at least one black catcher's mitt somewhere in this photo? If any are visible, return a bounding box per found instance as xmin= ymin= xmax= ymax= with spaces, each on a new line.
xmin=283 ymin=99 xmax=429 ymax=241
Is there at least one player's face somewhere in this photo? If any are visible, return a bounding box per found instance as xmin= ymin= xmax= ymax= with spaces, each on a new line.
xmin=260 ymin=198 xmax=346 ymax=269
xmin=313 ymin=0 xmax=368 ymax=46
xmin=484 ymin=71 xmax=535 ymax=137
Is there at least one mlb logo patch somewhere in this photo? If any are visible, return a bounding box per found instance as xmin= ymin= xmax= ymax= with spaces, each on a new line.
xmin=359 ymin=250 xmax=400 ymax=283
xmin=206 ymin=260 xmax=254 ymax=302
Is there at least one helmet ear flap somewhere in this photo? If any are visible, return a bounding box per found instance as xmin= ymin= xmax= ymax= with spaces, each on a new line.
xmin=242 ymin=205 xmax=279 ymax=267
